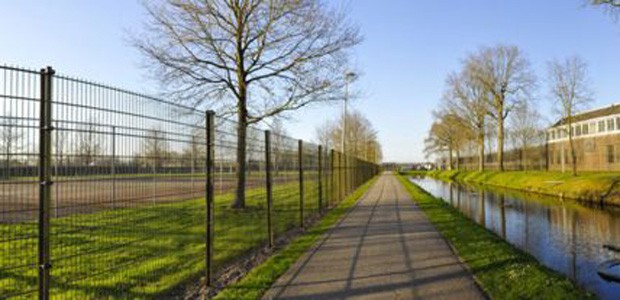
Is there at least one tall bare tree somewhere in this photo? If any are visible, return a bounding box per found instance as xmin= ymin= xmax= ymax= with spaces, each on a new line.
xmin=443 ymin=69 xmax=489 ymax=171
xmin=317 ymin=110 xmax=382 ymax=162
xmin=315 ymin=110 xmax=382 ymax=164
xmin=467 ymin=45 xmax=536 ymax=171
xmin=425 ymin=112 xmax=471 ymax=170
xmin=548 ymin=56 xmax=593 ymax=176
xmin=134 ymin=0 xmax=361 ymax=208
xmin=314 ymin=119 xmax=334 ymax=151
xmin=509 ymin=101 xmax=543 ymax=170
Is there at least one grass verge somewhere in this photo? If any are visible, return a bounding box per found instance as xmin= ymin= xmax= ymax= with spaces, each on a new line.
xmin=214 ymin=177 xmax=378 ymax=300
xmin=427 ymin=169 xmax=620 ymax=205
xmin=396 ymin=174 xmax=594 ymax=299
xmin=1 ymin=181 xmax=324 ymax=299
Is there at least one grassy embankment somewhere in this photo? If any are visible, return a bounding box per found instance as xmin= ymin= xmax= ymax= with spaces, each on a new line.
xmin=423 ymin=169 xmax=620 ymax=205
xmin=396 ymin=175 xmax=594 ymax=299
xmin=1 ymin=180 xmax=329 ymax=299
xmin=214 ymin=177 xmax=378 ymax=300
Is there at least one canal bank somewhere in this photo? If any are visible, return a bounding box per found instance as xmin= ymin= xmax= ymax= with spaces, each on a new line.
xmin=397 ymin=175 xmax=595 ymax=299
xmin=425 ymin=170 xmax=620 ymax=206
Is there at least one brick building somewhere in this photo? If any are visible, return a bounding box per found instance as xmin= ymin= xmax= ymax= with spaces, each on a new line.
xmin=547 ymin=104 xmax=620 ymax=172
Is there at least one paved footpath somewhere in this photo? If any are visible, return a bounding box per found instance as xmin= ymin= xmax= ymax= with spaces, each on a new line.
xmin=263 ymin=173 xmax=486 ymax=300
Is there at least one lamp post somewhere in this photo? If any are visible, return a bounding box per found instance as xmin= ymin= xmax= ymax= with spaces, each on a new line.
xmin=342 ymin=72 xmax=356 ymax=154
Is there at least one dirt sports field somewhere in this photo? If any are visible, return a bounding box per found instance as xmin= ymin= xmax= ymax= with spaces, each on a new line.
xmin=0 ymin=173 xmax=300 ymax=223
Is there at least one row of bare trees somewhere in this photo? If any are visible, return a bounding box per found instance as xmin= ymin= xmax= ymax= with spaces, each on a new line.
xmin=0 ymin=120 xmax=208 ymax=171
xmin=425 ymin=44 xmax=593 ymax=175
xmin=315 ymin=110 xmax=383 ymax=164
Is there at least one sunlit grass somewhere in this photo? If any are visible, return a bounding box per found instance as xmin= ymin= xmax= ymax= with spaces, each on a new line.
xmin=428 ymin=170 xmax=620 ymax=204
xmin=0 ymin=181 xmax=322 ymax=299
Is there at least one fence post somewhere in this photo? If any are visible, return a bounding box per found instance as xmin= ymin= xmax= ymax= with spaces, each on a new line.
xmin=265 ymin=130 xmax=274 ymax=247
xmin=338 ymin=152 xmax=345 ymax=202
xmin=111 ymin=126 xmax=116 ymax=209
xmin=341 ymin=152 xmax=345 ymax=201
xmin=335 ymin=151 xmax=339 ymax=203
xmin=298 ymin=139 xmax=304 ymax=228
xmin=38 ymin=66 xmax=54 ymax=300
xmin=205 ymin=110 xmax=215 ymax=287
xmin=545 ymin=136 xmax=550 ymax=171
xmin=330 ymin=149 xmax=335 ymax=208
xmin=349 ymin=156 xmax=353 ymax=193
xmin=346 ymin=154 xmax=351 ymax=194
xmin=318 ymin=145 xmax=323 ymax=214
xmin=352 ymin=158 xmax=356 ymax=189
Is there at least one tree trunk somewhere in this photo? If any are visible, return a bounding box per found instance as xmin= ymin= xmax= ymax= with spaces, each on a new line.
xmin=478 ymin=130 xmax=485 ymax=172
xmin=497 ymin=115 xmax=505 ymax=172
xmin=456 ymin=149 xmax=460 ymax=170
xmin=448 ymin=146 xmax=453 ymax=170
xmin=569 ymin=129 xmax=577 ymax=176
xmin=522 ymin=145 xmax=528 ymax=171
xmin=545 ymin=138 xmax=549 ymax=171
xmin=232 ymin=10 xmax=248 ymax=208
xmin=232 ymin=105 xmax=248 ymax=208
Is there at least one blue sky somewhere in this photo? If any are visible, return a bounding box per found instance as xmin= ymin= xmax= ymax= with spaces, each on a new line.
xmin=1 ymin=1 xmax=619 ymax=162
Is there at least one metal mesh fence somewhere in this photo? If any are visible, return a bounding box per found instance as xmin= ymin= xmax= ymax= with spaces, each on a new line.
xmin=0 ymin=65 xmax=380 ymax=299
xmin=0 ymin=66 xmax=41 ymax=298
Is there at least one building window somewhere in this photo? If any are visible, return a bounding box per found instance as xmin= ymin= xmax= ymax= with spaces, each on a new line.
xmin=616 ymin=117 xmax=620 ymax=130
xmin=608 ymin=145 xmax=615 ymax=164
xmin=582 ymin=123 xmax=589 ymax=135
xmin=599 ymin=121 xmax=606 ymax=132
xmin=591 ymin=122 xmax=596 ymax=133
xmin=608 ymin=118 xmax=615 ymax=131
xmin=575 ymin=125 xmax=582 ymax=136
xmin=551 ymin=130 xmax=556 ymax=140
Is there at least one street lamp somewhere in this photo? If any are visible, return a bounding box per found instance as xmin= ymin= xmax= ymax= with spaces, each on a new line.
xmin=342 ymin=71 xmax=356 ymax=154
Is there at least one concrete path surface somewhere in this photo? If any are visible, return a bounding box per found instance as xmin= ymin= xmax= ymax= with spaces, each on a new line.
xmin=262 ymin=173 xmax=486 ymax=300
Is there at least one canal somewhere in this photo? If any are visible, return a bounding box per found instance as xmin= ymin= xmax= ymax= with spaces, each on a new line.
xmin=411 ymin=176 xmax=620 ymax=299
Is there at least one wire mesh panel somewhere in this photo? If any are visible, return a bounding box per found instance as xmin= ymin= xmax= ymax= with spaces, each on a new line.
xmin=302 ymin=141 xmax=320 ymax=224
xmin=322 ymin=148 xmax=331 ymax=210
xmin=0 ymin=66 xmax=42 ymax=298
xmin=211 ymin=119 xmax=270 ymax=278
xmin=271 ymin=133 xmax=300 ymax=233
xmin=49 ymin=74 xmax=208 ymax=298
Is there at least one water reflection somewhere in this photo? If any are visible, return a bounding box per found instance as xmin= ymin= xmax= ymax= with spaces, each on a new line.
xmin=411 ymin=177 xmax=620 ymax=299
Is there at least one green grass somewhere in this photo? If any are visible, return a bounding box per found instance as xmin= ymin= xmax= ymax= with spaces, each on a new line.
xmin=214 ymin=177 xmax=378 ymax=300
xmin=396 ymin=175 xmax=594 ymax=299
xmin=428 ymin=170 xmax=620 ymax=205
xmin=0 ymin=180 xmax=330 ymax=299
